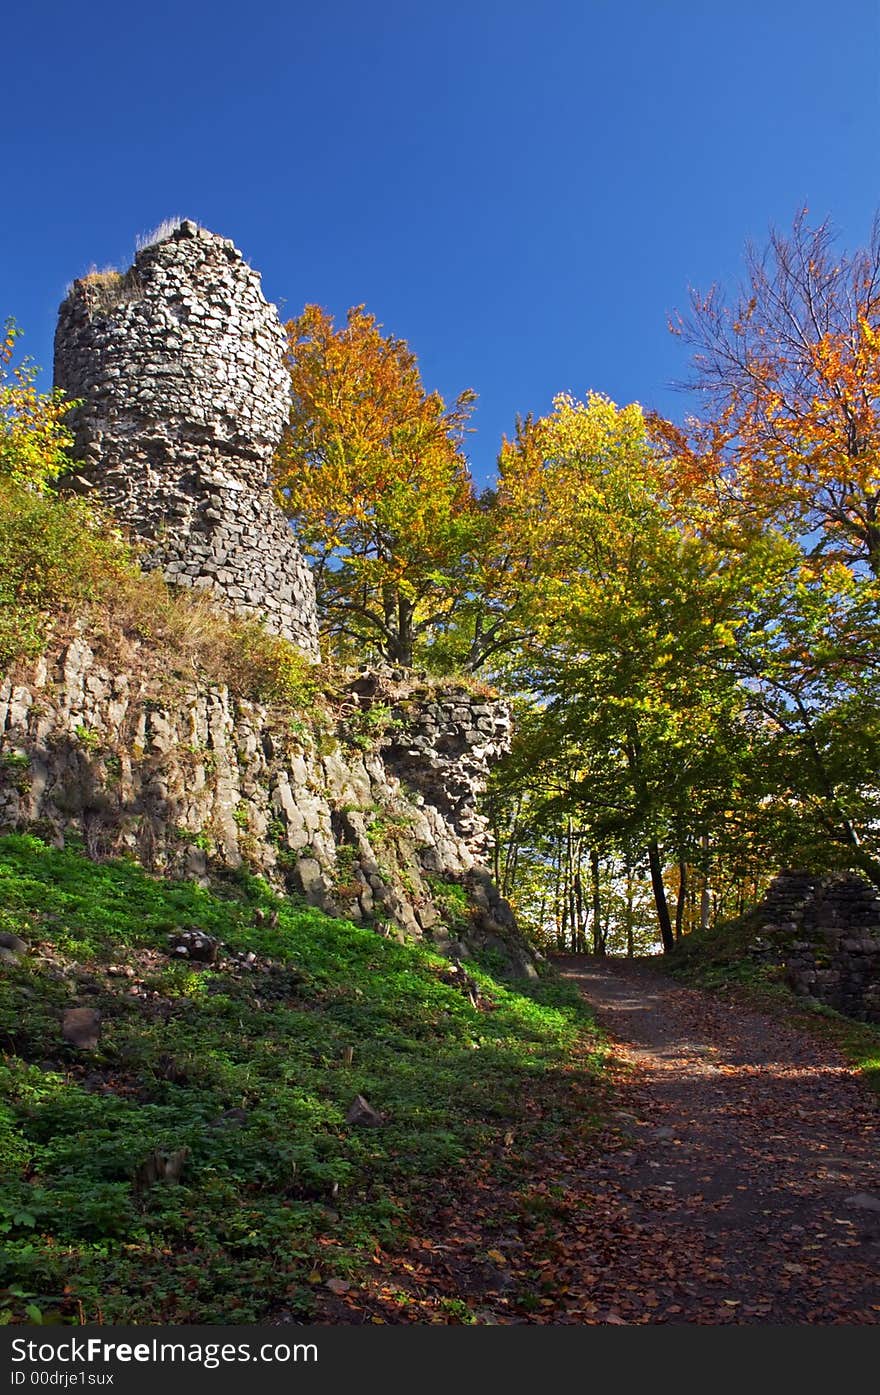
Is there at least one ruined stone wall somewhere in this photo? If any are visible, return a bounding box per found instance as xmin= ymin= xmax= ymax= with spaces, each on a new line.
xmin=0 ymin=642 xmax=535 ymax=977
xmin=54 ymin=221 xmax=319 ymax=658
xmin=747 ymin=872 xmax=880 ymax=1022
xmin=346 ymin=669 xmax=510 ymax=860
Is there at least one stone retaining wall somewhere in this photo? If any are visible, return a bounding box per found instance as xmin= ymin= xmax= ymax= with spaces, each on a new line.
xmin=0 ymin=643 xmax=534 ymax=976
xmin=749 ymin=872 xmax=880 ymax=1022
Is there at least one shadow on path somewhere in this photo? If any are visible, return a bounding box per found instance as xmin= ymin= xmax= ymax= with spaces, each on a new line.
xmin=308 ymin=956 xmax=880 ymax=1324
xmin=552 ymin=955 xmax=880 ymax=1321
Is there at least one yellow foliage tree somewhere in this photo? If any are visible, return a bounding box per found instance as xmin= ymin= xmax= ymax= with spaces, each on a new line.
xmin=0 ymin=319 xmax=76 ymax=491
xmin=495 ymin=392 xmax=753 ymax=952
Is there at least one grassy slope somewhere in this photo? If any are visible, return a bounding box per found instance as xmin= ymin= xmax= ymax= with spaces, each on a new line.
xmin=668 ymin=922 xmax=880 ymax=1094
xmin=0 ymin=835 xmax=603 ymax=1325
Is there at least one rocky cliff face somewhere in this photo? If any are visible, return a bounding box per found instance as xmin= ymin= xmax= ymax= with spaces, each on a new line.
xmin=54 ymin=220 xmax=318 ymax=657
xmin=0 ymin=639 xmax=535 ymax=976
xmin=346 ymin=668 xmax=511 ymax=863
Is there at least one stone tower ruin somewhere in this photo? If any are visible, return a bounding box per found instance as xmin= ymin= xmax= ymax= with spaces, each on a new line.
xmin=54 ymin=220 xmax=319 ymax=659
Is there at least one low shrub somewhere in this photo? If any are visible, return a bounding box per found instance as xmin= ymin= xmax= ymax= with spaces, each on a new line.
xmin=0 ymin=482 xmax=319 ymax=710
xmin=0 ymin=484 xmax=135 ymax=668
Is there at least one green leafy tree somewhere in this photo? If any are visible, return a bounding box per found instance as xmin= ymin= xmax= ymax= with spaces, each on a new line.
xmin=728 ymin=543 xmax=880 ymax=886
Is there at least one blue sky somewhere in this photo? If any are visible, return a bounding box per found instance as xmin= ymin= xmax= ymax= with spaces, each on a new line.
xmin=3 ymin=0 xmax=878 ymax=485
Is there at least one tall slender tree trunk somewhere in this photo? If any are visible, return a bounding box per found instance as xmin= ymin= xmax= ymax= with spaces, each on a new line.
xmin=573 ymin=836 xmax=586 ymax=953
xmin=675 ymin=856 xmax=687 ymax=943
xmin=574 ymin=873 xmax=585 ymax=951
xmin=553 ymin=835 xmax=565 ymax=950
xmin=499 ymin=795 xmax=522 ymax=898
xmin=625 ymin=863 xmax=635 ymax=958
xmin=590 ymin=847 xmax=605 ymax=956
xmin=566 ymin=819 xmax=581 ymax=952
xmin=700 ymin=834 xmax=711 ymax=931
xmin=647 ymin=841 xmax=675 ymax=954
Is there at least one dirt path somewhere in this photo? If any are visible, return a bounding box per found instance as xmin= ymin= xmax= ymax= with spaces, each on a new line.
xmin=312 ymin=957 xmax=880 ymax=1324
xmin=552 ymin=955 xmax=880 ymax=1322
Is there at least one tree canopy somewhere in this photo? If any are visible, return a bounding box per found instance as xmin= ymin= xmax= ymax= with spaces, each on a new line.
xmin=650 ymin=210 xmax=880 ymax=574
xmin=275 ymin=304 xmax=480 ymax=667
xmin=0 ymin=319 xmax=76 ymax=491
xmin=8 ymin=210 xmax=880 ymax=955
xmin=266 ymin=214 xmax=880 ymax=952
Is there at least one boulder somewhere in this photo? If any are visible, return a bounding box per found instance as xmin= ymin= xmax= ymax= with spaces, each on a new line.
xmin=62 ymin=1007 xmax=101 ymax=1049
xmin=0 ymin=931 xmax=27 ymax=959
xmin=345 ymin=1094 xmax=383 ymax=1127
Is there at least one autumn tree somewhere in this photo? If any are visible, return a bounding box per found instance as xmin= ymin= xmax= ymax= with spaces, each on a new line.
xmin=647 ymin=212 xmax=880 ymax=892
xmin=487 ymin=702 xmax=665 ymax=955
xmin=652 ymin=210 xmax=880 ymax=574
xmin=275 ymin=304 xmax=480 ymax=667
xmin=494 ymin=392 xmax=753 ymax=952
xmin=0 ymin=320 xmax=137 ymax=670
xmin=407 ymin=494 xmax=534 ymax=676
xmin=1 ymin=319 xmax=76 ymax=491
xmin=726 ymin=541 xmax=880 ymax=887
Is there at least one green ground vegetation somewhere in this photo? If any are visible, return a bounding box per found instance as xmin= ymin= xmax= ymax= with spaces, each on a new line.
xmin=0 ymin=834 xmax=603 ymax=1324
xmin=0 ymin=480 xmax=319 ymax=710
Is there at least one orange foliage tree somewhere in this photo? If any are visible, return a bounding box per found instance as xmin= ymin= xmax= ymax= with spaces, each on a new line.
xmin=275 ymin=304 xmax=479 ymax=667
xmin=650 ymin=210 xmax=880 ymax=573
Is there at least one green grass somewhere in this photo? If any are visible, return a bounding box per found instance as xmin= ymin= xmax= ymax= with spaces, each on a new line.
xmin=669 ymin=923 xmax=880 ymax=1094
xmin=0 ymin=834 xmax=602 ymax=1325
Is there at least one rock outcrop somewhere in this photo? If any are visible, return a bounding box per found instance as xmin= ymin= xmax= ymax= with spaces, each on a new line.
xmin=346 ymin=668 xmax=511 ymax=862
xmin=0 ymin=640 xmax=536 ymax=977
xmin=54 ymin=220 xmax=319 ymax=657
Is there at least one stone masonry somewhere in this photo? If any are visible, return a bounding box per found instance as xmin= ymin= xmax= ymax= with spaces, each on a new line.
xmin=33 ymin=222 xmax=531 ymax=971
xmin=0 ymin=640 xmax=536 ymax=977
xmin=54 ymin=220 xmax=319 ymax=658
xmin=747 ymin=871 xmax=880 ymax=1023
xmin=346 ymin=669 xmax=511 ymax=860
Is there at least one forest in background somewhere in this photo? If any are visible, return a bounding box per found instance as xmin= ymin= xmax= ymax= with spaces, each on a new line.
xmin=5 ymin=209 xmax=880 ymax=956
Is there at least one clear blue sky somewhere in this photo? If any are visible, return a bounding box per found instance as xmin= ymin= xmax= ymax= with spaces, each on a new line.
xmin=3 ymin=0 xmax=878 ymax=485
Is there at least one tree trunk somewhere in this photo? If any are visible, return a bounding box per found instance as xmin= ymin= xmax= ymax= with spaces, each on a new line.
xmin=590 ymin=848 xmax=605 ymax=956
xmin=700 ymin=834 xmax=711 ymax=931
xmin=395 ymin=594 xmax=415 ymax=667
xmin=502 ymin=796 xmax=523 ymax=898
xmin=625 ymin=864 xmax=635 ymax=958
xmin=647 ymin=841 xmax=675 ymax=954
xmin=553 ymin=835 xmax=565 ymax=950
xmin=576 ymin=830 xmax=586 ymax=953
xmin=566 ymin=819 xmax=581 ymax=952
xmin=675 ymin=856 xmax=687 ymax=943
